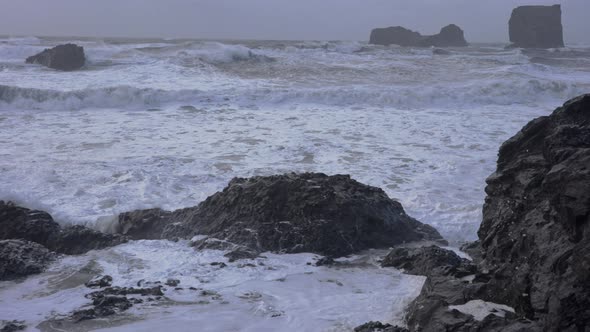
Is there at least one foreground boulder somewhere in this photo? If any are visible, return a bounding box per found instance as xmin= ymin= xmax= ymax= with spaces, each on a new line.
xmin=478 ymin=94 xmax=590 ymax=329
xmin=0 ymin=239 xmax=55 ymax=280
xmin=369 ymin=24 xmax=467 ymax=47
xmin=509 ymin=5 xmax=564 ymax=48
xmin=0 ymin=201 xmax=126 ymax=255
xmin=25 ymin=43 xmax=85 ymax=71
xmin=118 ymin=173 xmax=445 ymax=256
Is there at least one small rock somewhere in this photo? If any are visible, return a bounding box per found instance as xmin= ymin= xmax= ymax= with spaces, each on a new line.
xmin=85 ymin=275 xmax=113 ymax=288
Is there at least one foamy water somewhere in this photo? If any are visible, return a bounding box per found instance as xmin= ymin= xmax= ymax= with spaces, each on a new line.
xmin=1 ymin=36 xmax=590 ymax=330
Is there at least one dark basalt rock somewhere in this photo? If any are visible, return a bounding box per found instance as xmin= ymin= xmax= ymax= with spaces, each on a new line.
xmin=86 ymin=286 xmax=164 ymax=299
xmin=49 ymin=225 xmax=126 ymax=255
xmin=509 ymin=5 xmax=564 ymax=49
xmin=0 ymin=201 xmax=61 ymax=247
xmin=224 ymin=247 xmax=260 ymax=262
xmin=127 ymin=173 xmax=444 ymax=257
xmin=381 ymin=246 xmax=476 ymax=278
xmin=354 ymin=321 xmax=408 ymax=332
xmin=0 ymin=201 xmax=126 ymax=255
xmin=477 ymin=94 xmax=590 ymax=330
xmin=85 ymin=275 xmax=113 ymax=288
xmin=369 ymin=24 xmax=467 ymax=47
xmin=25 ymin=44 xmax=85 ymax=71
xmin=0 ymin=321 xmax=26 ymax=332
xmin=0 ymin=239 xmax=55 ymax=280
xmin=116 ymin=208 xmax=172 ymax=240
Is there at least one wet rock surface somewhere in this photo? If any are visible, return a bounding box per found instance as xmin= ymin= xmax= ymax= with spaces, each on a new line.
xmin=0 ymin=201 xmax=126 ymax=255
xmin=381 ymin=246 xmax=476 ymax=278
xmin=0 ymin=321 xmax=26 ymax=332
xmin=116 ymin=208 xmax=172 ymax=240
xmin=85 ymin=275 xmax=113 ymax=288
xmin=25 ymin=43 xmax=85 ymax=71
xmin=369 ymin=24 xmax=467 ymax=47
xmin=509 ymin=5 xmax=564 ymax=48
xmin=0 ymin=239 xmax=55 ymax=280
xmin=354 ymin=321 xmax=408 ymax=332
xmin=398 ymin=94 xmax=590 ymax=331
xmin=120 ymin=173 xmax=445 ymax=257
xmin=477 ymin=94 xmax=590 ymax=330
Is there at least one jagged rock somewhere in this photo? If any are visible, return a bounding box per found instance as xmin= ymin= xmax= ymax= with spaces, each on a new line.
xmin=369 ymin=24 xmax=467 ymax=47
xmin=0 ymin=321 xmax=26 ymax=332
xmin=509 ymin=5 xmax=564 ymax=48
xmin=354 ymin=321 xmax=408 ymax=332
xmin=72 ymin=296 xmax=134 ymax=322
xmin=460 ymin=241 xmax=484 ymax=265
xmin=165 ymin=279 xmax=180 ymax=287
xmin=142 ymin=173 xmax=445 ymax=257
xmin=224 ymin=247 xmax=260 ymax=262
xmin=25 ymin=44 xmax=85 ymax=71
xmin=0 ymin=201 xmax=126 ymax=255
xmin=85 ymin=275 xmax=113 ymax=288
xmin=477 ymin=94 xmax=590 ymax=329
xmin=0 ymin=239 xmax=55 ymax=280
xmin=381 ymin=246 xmax=476 ymax=278
xmin=50 ymin=225 xmax=126 ymax=255
xmin=0 ymin=201 xmax=61 ymax=247
xmin=116 ymin=208 xmax=172 ymax=240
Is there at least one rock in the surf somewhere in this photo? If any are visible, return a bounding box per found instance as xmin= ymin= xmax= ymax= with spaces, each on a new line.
xmin=25 ymin=43 xmax=85 ymax=71
xmin=0 ymin=239 xmax=55 ymax=280
xmin=369 ymin=24 xmax=467 ymax=47
xmin=508 ymin=5 xmax=564 ymax=48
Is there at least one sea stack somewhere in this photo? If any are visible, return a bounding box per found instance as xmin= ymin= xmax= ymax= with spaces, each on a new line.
xmin=25 ymin=43 xmax=86 ymax=71
xmin=369 ymin=24 xmax=467 ymax=47
xmin=509 ymin=5 xmax=564 ymax=48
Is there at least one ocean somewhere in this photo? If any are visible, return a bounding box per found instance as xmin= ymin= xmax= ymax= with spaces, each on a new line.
xmin=1 ymin=36 xmax=589 ymax=331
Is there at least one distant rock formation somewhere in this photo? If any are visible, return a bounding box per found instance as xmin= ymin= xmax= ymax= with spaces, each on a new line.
xmin=509 ymin=5 xmax=564 ymax=48
xmin=369 ymin=24 xmax=468 ymax=47
xmin=25 ymin=43 xmax=85 ymax=71
xmin=116 ymin=173 xmax=446 ymax=257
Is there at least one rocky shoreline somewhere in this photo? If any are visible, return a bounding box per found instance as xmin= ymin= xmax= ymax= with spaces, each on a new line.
xmin=1 ymin=94 xmax=589 ymax=331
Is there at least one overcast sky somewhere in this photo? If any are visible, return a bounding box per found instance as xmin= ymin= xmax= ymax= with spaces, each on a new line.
xmin=1 ymin=0 xmax=588 ymax=44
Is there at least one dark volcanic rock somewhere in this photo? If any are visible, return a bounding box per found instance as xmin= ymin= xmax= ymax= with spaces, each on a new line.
xmin=50 ymin=225 xmax=126 ymax=255
xmin=85 ymin=275 xmax=113 ymax=288
xmin=153 ymin=173 xmax=444 ymax=257
xmin=370 ymin=24 xmax=467 ymax=47
xmin=477 ymin=94 xmax=590 ymax=330
xmin=116 ymin=208 xmax=172 ymax=240
xmin=509 ymin=5 xmax=564 ymax=48
xmin=0 ymin=201 xmax=126 ymax=255
xmin=382 ymin=246 xmax=476 ymax=278
xmin=354 ymin=321 xmax=408 ymax=332
xmin=0 ymin=239 xmax=55 ymax=280
xmin=25 ymin=44 xmax=85 ymax=71
xmin=0 ymin=201 xmax=61 ymax=247
xmin=224 ymin=247 xmax=260 ymax=262
xmin=0 ymin=321 xmax=26 ymax=332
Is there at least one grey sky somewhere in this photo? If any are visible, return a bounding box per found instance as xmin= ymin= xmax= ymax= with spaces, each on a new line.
xmin=1 ymin=0 xmax=588 ymax=44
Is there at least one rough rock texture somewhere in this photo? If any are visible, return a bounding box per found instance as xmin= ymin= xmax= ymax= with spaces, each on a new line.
xmin=0 ymin=239 xmax=55 ymax=280
xmin=122 ymin=173 xmax=444 ymax=256
xmin=509 ymin=5 xmax=564 ymax=49
xmin=85 ymin=275 xmax=113 ymax=288
xmin=354 ymin=321 xmax=408 ymax=332
xmin=116 ymin=208 xmax=172 ymax=240
xmin=369 ymin=24 xmax=467 ymax=47
xmin=478 ymin=94 xmax=590 ymax=330
xmin=0 ymin=321 xmax=26 ymax=332
xmin=381 ymin=246 xmax=475 ymax=278
xmin=25 ymin=44 xmax=85 ymax=71
xmin=0 ymin=201 xmax=126 ymax=255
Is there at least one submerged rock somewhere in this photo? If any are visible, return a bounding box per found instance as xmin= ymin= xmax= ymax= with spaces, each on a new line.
xmin=0 ymin=201 xmax=126 ymax=255
xmin=0 ymin=321 xmax=26 ymax=332
xmin=478 ymin=94 xmax=590 ymax=329
xmin=85 ymin=275 xmax=113 ymax=288
xmin=0 ymin=239 xmax=55 ymax=280
xmin=369 ymin=24 xmax=467 ymax=47
xmin=381 ymin=246 xmax=475 ymax=278
xmin=25 ymin=43 xmax=85 ymax=71
xmin=354 ymin=321 xmax=408 ymax=332
xmin=123 ymin=173 xmax=444 ymax=257
xmin=509 ymin=5 xmax=564 ymax=48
